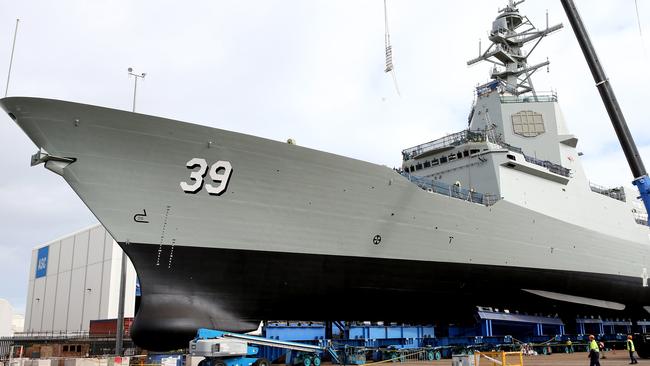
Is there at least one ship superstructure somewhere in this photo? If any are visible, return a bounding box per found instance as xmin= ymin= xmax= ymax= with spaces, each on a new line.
xmin=2 ymin=0 xmax=650 ymax=352
xmin=401 ymin=0 xmax=647 ymax=231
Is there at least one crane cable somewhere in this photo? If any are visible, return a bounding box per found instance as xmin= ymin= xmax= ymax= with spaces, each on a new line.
xmin=635 ymin=0 xmax=643 ymax=37
xmin=635 ymin=0 xmax=650 ymax=60
xmin=384 ymin=0 xmax=401 ymax=96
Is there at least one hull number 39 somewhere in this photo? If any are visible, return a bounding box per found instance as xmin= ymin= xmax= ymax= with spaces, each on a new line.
xmin=180 ymin=158 xmax=233 ymax=195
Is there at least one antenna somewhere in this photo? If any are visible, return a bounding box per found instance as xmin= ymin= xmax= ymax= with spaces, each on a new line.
xmin=383 ymin=0 xmax=400 ymax=96
xmin=127 ymin=67 xmax=147 ymax=112
xmin=4 ymin=19 xmax=19 ymax=98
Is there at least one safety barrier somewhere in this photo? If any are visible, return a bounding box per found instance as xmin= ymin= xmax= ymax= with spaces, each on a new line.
xmin=474 ymin=351 xmax=523 ymax=366
xmin=402 ymin=130 xmax=485 ymax=161
xmin=402 ymin=173 xmax=500 ymax=206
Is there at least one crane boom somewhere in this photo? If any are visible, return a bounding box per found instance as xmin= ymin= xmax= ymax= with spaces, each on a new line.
xmin=560 ymin=0 xmax=650 ymax=221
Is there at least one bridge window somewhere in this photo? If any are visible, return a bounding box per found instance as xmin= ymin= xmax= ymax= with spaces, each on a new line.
xmin=457 ymin=152 xmax=463 ymax=159
xmin=431 ymin=159 xmax=439 ymax=166
xmin=415 ymin=163 xmax=423 ymax=170
xmin=409 ymin=166 xmax=415 ymax=172
xmin=424 ymin=161 xmax=431 ymax=168
xmin=463 ymin=150 xmax=469 ymax=157
xmin=470 ymin=149 xmax=480 ymax=155
xmin=440 ymin=156 xmax=448 ymax=163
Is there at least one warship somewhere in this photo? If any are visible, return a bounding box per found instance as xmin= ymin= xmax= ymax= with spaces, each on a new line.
xmin=3 ymin=0 xmax=650 ymax=352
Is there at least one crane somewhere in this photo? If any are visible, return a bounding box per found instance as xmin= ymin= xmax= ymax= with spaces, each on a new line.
xmin=560 ymin=0 xmax=650 ymax=221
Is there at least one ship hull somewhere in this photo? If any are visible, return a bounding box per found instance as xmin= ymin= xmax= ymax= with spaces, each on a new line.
xmin=126 ymin=241 xmax=643 ymax=350
xmin=2 ymin=96 xmax=650 ymax=351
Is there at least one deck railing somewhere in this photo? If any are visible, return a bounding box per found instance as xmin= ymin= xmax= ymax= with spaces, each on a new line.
xmin=402 ymin=173 xmax=500 ymax=206
xmin=402 ymin=130 xmax=485 ymax=161
xmin=523 ymin=155 xmax=571 ymax=177
xmin=589 ymin=182 xmax=626 ymax=202
xmin=500 ymin=92 xmax=558 ymax=103
xmin=403 ymin=129 xmax=571 ymax=178
xmin=634 ymin=212 xmax=648 ymax=226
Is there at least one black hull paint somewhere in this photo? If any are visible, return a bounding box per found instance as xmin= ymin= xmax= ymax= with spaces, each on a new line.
xmin=123 ymin=242 xmax=647 ymax=351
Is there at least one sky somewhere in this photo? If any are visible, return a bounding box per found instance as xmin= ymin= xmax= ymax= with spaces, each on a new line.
xmin=0 ymin=0 xmax=649 ymax=316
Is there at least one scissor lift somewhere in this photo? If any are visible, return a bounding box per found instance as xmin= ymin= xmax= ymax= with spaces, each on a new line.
xmin=190 ymin=328 xmax=340 ymax=366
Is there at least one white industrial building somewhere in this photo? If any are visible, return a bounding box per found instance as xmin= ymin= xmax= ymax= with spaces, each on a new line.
xmin=0 ymin=299 xmax=24 ymax=336
xmin=24 ymin=224 xmax=137 ymax=332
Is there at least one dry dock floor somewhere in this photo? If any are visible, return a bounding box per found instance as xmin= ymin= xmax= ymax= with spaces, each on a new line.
xmin=400 ymin=352 xmax=648 ymax=365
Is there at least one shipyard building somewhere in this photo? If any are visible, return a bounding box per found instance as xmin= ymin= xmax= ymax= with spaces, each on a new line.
xmin=23 ymin=224 xmax=137 ymax=333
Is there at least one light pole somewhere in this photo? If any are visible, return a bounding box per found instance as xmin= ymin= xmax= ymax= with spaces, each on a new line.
xmin=115 ymin=252 xmax=127 ymax=356
xmin=127 ymin=67 xmax=146 ymax=112
xmin=118 ymin=62 xmax=142 ymax=348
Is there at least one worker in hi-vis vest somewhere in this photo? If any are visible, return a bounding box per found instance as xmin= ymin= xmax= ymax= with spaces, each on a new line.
xmin=588 ymin=335 xmax=600 ymax=366
xmin=627 ymin=335 xmax=638 ymax=364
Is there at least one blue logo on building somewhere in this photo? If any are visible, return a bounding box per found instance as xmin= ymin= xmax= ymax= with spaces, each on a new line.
xmin=35 ymin=246 xmax=49 ymax=278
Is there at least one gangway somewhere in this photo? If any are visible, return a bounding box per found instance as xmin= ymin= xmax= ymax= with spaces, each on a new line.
xmin=190 ymin=328 xmax=340 ymax=366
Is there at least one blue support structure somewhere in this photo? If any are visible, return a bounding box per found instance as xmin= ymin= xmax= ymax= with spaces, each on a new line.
xmin=482 ymin=320 xmax=493 ymax=337
xmin=634 ymin=176 xmax=650 ymax=226
xmin=265 ymin=323 xmax=326 ymax=341
xmin=481 ymin=319 xmax=492 ymax=337
xmin=346 ymin=325 xmax=434 ymax=349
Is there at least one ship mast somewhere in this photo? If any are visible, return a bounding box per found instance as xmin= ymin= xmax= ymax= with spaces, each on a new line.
xmin=467 ymin=0 xmax=563 ymax=96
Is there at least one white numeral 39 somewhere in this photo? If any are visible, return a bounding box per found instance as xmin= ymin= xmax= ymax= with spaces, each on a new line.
xmin=180 ymin=158 xmax=233 ymax=195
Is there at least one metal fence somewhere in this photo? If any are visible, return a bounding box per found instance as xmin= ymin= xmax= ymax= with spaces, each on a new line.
xmin=10 ymin=331 xmax=90 ymax=340
xmin=403 ymin=173 xmax=500 ymax=206
xmin=474 ymin=350 xmax=524 ymax=366
xmin=0 ymin=338 xmax=13 ymax=360
xmin=500 ymin=92 xmax=558 ymax=103
xmin=0 ymin=334 xmax=139 ymax=360
xmin=401 ymin=128 xmax=572 ymax=179
xmin=589 ymin=182 xmax=626 ymax=202
xmin=402 ymin=130 xmax=485 ymax=161
xmin=523 ymin=155 xmax=571 ymax=177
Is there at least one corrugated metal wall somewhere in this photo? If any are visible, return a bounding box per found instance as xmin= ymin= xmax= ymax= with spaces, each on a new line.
xmin=24 ymin=224 xmax=136 ymax=332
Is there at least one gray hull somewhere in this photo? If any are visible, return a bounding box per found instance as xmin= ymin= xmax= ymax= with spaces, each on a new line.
xmin=3 ymin=96 xmax=650 ymax=350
